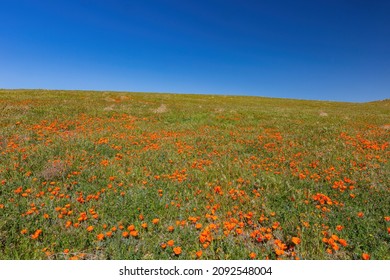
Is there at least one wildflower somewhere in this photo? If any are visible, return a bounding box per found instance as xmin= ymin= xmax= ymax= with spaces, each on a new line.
xmin=292 ymin=237 xmax=301 ymax=245
xmin=97 ymin=233 xmax=105 ymax=241
xmin=331 ymin=235 xmax=339 ymax=241
xmin=336 ymin=225 xmax=344 ymax=231
xmin=87 ymin=226 xmax=94 ymax=232
xmin=339 ymin=239 xmax=348 ymax=247
xmin=152 ymin=218 xmax=160 ymax=225
xmin=195 ymin=223 xmax=202 ymax=230
xmin=63 ymin=249 xmax=69 ymax=254
xmin=362 ymin=253 xmax=370 ymax=260
xmin=20 ymin=229 xmax=28 ymax=235
xmin=122 ymin=231 xmax=129 ymax=238
xmin=31 ymin=229 xmax=42 ymax=240
xmin=331 ymin=243 xmax=340 ymax=251
xmin=127 ymin=225 xmax=135 ymax=231
xmin=249 ymin=252 xmax=257 ymax=259
xmin=195 ymin=250 xmax=202 ymax=258
xmin=275 ymin=249 xmax=284 ymax=256
xmin=167 ymin=240 xmax=174 ymax=247
xmin=130 ymin=230 xmax=138 ymax=237
xmin=167 ymin=226 xmax=174 ymax=232
xmin=357 ymin=212 xmax=364 ymax=218
xmin=173 ymin=247 xmax=182 ymax=255
xmin=141 ymin=223 xmax=148 ymax=229
xmin=160 ymin=243 xmax=167 ymax=249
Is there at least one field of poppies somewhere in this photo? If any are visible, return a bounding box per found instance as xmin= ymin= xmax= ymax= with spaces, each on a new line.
xmin=0 ymin=89 xmax=389 ymax=260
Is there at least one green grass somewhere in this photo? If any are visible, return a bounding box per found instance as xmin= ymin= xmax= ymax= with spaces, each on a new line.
xmin=0 ymin=89 xmax=389 ymax=260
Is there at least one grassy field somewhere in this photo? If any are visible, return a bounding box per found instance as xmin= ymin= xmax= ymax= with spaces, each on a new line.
xmin=0 ymin=89 xmax=389 ymax=260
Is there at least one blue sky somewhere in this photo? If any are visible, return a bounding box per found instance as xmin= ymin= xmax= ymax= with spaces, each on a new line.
xmin=1 ymin=0 xmax=389 ymax=102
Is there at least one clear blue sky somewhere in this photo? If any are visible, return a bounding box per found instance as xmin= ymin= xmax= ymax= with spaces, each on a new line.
xmin=1 ymin=0 xmax=389 ymax=102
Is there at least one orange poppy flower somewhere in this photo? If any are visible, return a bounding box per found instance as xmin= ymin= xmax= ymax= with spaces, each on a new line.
xmin=336 ymin=225 xmax=344 ymax=231
xmin=167 ymin=240 xmax=174 ymax=247
xmin=127 ymin=225 xmax=135 ymax=231
xmin=97 ymin=233 xmax=105 ymax=241
xmin=195 ymin=250 xmax=202 ymax=258
xmin=173 ymin=247 xmax=182 ymax=255
xmin=249 ymin=252 xmax=257 ymax=259
xmin=275 ymin=249 xmax=284 ymax=256
xmin=292 ymin=237 xmax=301 ymax=245
xmin=362 ymin=253 xmax=370 ymax=260
xmin=338 ymin=239 xmax=348 ymax=247
xmin=122 ymin=231 xmax=129 ymax=238
xmin=87 ymin=226 xmax=94 ymax=232
xmin=152 ymin=218 xmax=160 ymax=225
xmin=130 ymin=230 xmax=138 ymax=237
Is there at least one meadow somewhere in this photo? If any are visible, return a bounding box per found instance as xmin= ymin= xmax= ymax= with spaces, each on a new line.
xmin=0 ymin=89 xmax=389 ymax=260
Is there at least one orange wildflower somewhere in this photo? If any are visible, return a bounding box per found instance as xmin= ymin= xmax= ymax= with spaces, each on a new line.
xmin=127 ymin=225 xmax=135 ymax=231
xmin=167 ymin=240 xmax=174 ymax=247
xmin=141 ymin=223 xmax=148 ymax=229
xmin=167 ymin=226 xmax=174 ymax=232
xmin=87 ymin=226 xmax=94 ymax=232
xmin=362 ymin=253 xmax=370 ymax=260
xmin=291 ymin=237 xmax=301 ymax=245
xmin=173 ymin=247 xmax=182 ymax=255
xmin=160 ymin=243 xmax=167 ymax=249
xmin=195 ymin=223 xmax=202 ymax=230
xmin=20 ymin=229 xmax=28 ymax=235
xmin=331 ymin=243 xmax=340 ymax=251
xmin=195 ymin=250 xmax=202 ymax=258
xmin=152 ymin=218 xmax=160 ymax=225
xmin=336 ymin=225 xmax=344 ymax=231
xmin=122 ymin=231 xmax=129 ymax=238
xmin=97 ymin=233 xmax=105 ymax=241
xmin=249 ymin=252 xmax=257 ymax=259
xmin=63 ymin=249 xmax=69 ymax=254
xmin=31 ymin=229 xmax=42 ymax=240
xmin=130 ymin=230 xmax=138 ymax=237
xmin=275 ymin=249 xmax=284 ymax=256
xmin=339 ymin=239 xmax=348 ymax=247
xmin=331 ymin=235 xmax=339 ymax=241
xmin=357 ymin=212 xmax=364 ymax=218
